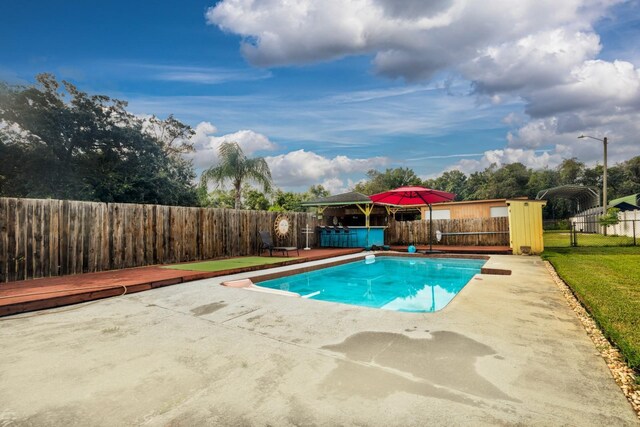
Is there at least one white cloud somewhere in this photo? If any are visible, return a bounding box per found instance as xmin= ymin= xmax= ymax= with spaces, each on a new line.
xmin=152 ymin=66 xmax=272 ymax=85
xmin=464 ymin=29 xmax=601 ymax=94
xmin=265 ymin=149 xmax=387 ymax=189
xmin=504 ymin=59 xmax=640 ymax=164
xmin=187 ymin=121 xmax=277 ymax=169
xmin=207 ymin=0 xmax=640 ymax=174
xmin=502 ymin=112 xmax=524 ymax=126
xmin=184 ymin=124 xmax=388 ymax=191
xmin=507 ymin=118 xmax=560 ymax=149
xmin=115 ymin=63 xmax=272 ymax=85
xmin=320 ymin=177 xmax=349 ymax=195
xmin=449 ymin=148 xmax=563 ymax=173
xmin=525 ymin=59 xmax=640 ymax=118
xmin=207 ymin=0 xmax=618 ymax=82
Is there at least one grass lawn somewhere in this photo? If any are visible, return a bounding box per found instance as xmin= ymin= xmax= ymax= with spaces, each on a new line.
xmin=543 ymin=230 xmax=572 ymax=247
xmin=542 ymin=246 xmax=640 ymax=371
xmin=162 ymin=256 xmax=298 ymax=272
xmin=544 ymin=230 xmax=636 ymax=248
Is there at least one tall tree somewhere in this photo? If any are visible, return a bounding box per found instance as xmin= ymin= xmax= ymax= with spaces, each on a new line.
xmin=269 ymin=189 xmax=306 ymax=212
xmin=0 ymin=74 xmax=198 ymax=205
xmin=307 ymin=184 xmax=330 ymax=199
xmin=492 ymin=163 xmax=531 ymax=198
xmin=618 ymin=156 xmax=640 ymax=197
xmin=557 ymin=158 xmax=585 ymax=185
xmin=142 ymin=114 xmax=195 ymax=156
xmin=197 ymin=186 xmax=235 ymax=208
xmin=465 ymin=166 xmax=496 ymax=200
xmin=429 ymin=170 xmax=469 ymax=200
xmin=353 ymin=167 xmax=423 ymax=195
xmin=243 ymin=186 xmax=271 ymax=210
xmin=200 ymin=141 xmax=272 ymax=209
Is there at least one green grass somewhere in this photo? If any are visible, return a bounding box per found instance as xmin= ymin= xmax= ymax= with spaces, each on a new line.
xmin=544 ymin=231 xmax=636 ymax=248
xmin=542 ymin=246 xmax=640 ymax=371
xmin=543 ymin=230 xmax=572 ymax=247
xmin=162 ymin=256 xmax=298 ymax=272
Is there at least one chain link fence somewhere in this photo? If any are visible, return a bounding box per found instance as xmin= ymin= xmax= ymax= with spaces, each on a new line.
xmin=544 ymin=218 xmax=639 ymax=247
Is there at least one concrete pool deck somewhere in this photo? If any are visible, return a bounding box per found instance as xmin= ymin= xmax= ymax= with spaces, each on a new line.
xmin=0 ymin=254 xmax=637 ymax=426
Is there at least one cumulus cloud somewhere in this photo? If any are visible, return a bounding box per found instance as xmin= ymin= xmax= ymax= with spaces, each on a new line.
xmin=451 ymin=127 xmax=640 ymax=174
xmin=179 ymin=121 xmax=391 ymax=191
xmin=507 ymin=118 xmax=560 ymax=149
xmin=319 ymin=177 xmax=349 ymax=195
xmin=265 ymin=149 xmax=387 ymax=189
xmin=207 ymin=0 xmax=639 ymax=173
xmin=524 ymin=60 xmax=640 ymax=118
xmin=502 ymin=112 xmax=525 ymax=126
xmin=505 ymin=112 xmax=640 ymax=169
xmin=186 ymin=121 xmax=277 ymax=168
xmin=206 ymin=0 xmax=616 ymax=80
xmin=449 ymin=148 xmax=563 ymax=173
xmin=465 ymin=29 xmax=601 ymax=94
xmin=185 ymin=123 xmax=389 ymax=191
xmin=506 ymin=59 xmax=640 ymax=161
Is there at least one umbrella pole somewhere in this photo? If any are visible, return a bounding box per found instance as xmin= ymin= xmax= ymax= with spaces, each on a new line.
xmin=429 ymin=204 xmax=433 ymax=252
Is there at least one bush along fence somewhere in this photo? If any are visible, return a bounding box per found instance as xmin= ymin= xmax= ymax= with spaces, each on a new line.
xmin=386 ymin=217 xmax=510 ymax=246
xmin=0 ymin=197 xmax=318 ymax=283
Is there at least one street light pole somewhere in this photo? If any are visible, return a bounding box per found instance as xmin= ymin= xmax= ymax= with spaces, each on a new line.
xmin=578 ymin=134 xmax=609 ymax=234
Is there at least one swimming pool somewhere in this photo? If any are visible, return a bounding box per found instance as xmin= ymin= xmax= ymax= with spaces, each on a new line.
xmin=256 ymin=256 xmax=486 ymax=312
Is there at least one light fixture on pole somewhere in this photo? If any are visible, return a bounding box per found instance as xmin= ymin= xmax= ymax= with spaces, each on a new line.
xmin=578 ymin=134 xmax=609 ymax=232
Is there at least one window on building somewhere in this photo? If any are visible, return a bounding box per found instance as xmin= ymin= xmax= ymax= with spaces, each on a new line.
xmin=490 ymin=206 xmax=509 ymax=217
xmin=430 ymin=209 xmax=451 ymax=220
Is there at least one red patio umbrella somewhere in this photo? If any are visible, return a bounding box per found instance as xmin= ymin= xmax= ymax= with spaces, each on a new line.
xmin=370 ymin=186 xmax=455 ymax=252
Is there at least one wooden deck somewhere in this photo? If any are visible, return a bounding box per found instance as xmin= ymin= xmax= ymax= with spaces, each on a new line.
xmin=0 ymin=248 xmax=362 ymax=317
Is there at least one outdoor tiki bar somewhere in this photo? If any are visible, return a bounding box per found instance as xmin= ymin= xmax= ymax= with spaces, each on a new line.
xmin=301 ymin=192 xmax=388 ymax=248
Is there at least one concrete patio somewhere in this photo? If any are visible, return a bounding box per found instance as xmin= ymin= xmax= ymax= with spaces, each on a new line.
xmin=0 ymin=254 xmax=637 ymax=426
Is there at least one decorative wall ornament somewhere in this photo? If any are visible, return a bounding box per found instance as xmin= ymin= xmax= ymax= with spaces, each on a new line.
xmin=274 ymin=214 xmax=290 ymax=238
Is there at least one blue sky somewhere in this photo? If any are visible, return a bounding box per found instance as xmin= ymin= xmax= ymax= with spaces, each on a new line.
xmin=2 ymin=0 xmax=639 ymax=193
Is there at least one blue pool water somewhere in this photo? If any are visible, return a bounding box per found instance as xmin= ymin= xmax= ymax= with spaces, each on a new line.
xmin=257 ymin=256 xmax=486 ymax=312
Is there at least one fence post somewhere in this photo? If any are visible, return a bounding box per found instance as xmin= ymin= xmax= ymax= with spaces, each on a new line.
xmin=569 ymin=222 xmax=572 ymax=246
xmin=634 ymin=220 xmax=637 ymax=246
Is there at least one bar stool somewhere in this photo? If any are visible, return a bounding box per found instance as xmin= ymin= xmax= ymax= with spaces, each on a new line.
xmin=321 ymin=226 xmax=332 ymax=247
xmin=333 ymin=226 xmax=343 ymax=247
xmin=316 ymin=226 xmax=324 ymax=247
xmin=342 ymin=225 xmax=357 ymax=247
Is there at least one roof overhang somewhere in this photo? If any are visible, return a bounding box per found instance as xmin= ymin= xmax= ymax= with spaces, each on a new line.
xmin=536 ymin=185 xmax=599 ymax=210
xmin=301 ymin=191 xmax=373 ymax=207
xmin=300 ymin=201 xmax=372 ymax=207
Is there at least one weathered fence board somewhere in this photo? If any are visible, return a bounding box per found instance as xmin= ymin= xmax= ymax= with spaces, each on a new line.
xmin=0 ymin=197 xmax=319 ymax=283
xmin=386 ymin=217 xmax=509 ymax=246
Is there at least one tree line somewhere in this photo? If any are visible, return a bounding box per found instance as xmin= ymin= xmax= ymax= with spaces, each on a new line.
xmin=0 ymin=74 xmax=198 ymax=206
xmin=353 ymin=158 xmax=640 ymax=218
xmin=2 ymin=75 xmax=638 ymax=219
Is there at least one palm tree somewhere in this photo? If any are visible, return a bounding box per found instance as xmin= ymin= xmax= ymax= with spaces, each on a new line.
xmin=201 ymin=141 xmax=272 ymax=209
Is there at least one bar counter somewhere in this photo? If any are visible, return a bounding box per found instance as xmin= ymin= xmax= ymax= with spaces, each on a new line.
xmin=318 ymin=226 xmax=385 ymax=248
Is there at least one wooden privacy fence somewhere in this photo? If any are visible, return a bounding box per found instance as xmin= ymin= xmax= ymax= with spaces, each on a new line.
xmin=386 ymin=217 xmax=510 ymax=246
xmin=0 ymin=197 xmax=318 ymax=283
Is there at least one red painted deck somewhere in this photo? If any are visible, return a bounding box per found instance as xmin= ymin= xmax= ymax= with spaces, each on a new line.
xmin=0 ymin=248 xmax=362 ymax=317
